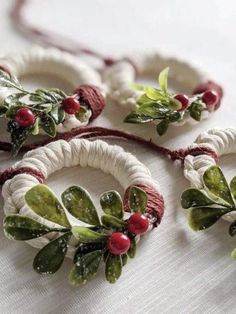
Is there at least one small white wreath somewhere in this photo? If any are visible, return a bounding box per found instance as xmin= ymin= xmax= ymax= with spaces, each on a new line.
xmin=2 ymin=138 xmax=163 ymax=257
xmin=0 ymin=46 xmax=104 ymax=133
xmin=103 ymin=52 xmax=222 ymax=129
xmin=183 ymin=127 xmax=236 ymax=222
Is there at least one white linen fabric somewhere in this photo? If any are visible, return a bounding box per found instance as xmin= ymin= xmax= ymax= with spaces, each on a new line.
xmin=0 ymin=1 xmax=236 ymax=314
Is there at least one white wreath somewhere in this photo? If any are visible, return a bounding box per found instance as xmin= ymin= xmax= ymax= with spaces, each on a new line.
xmin=183 ymin=127 xmax=236 ymax=222
xmin=103 ymin=51 xmax=213 ymax=125
xmin=0 ymin=46 xmax=104 ymax=133
xmin=2 ymin=138 xmax=161 ymax=257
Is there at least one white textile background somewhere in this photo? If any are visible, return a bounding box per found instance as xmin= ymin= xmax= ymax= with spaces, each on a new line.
xmin=0 ymin=1 xmax=236 ymax=313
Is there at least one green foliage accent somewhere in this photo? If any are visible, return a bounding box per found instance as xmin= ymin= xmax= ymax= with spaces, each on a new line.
xmin=128 ymin=238 xmax=136 ymax=258
xmin=25 ymin=184 xmax=70 ymax=228
xmin=3 ymin=215 xmax=52 ymax=240
xmin=203 ymin=166 xmax=235 ymax=207
xmin=129 ymin=186 xmax=148 ymax=213
xmin=101 ymin=214 xmax=126 ymax=229
xmin=33 ymin=232 xmax=71 ymax=274
xmin=188 ymin=101 xmax=204 ymax=121
xmin=100 ymin=190 xmax=124 ymax=219
xmin=230 ymin=176 xmax=236 ymax=200
xmin=9 ymin=124 xmax=33 ymax=157
xmin=188 ymin=207 xmax=231 ymax=231
xmin=124 ymin=111 xmax=154 ymax=124
xmin=75 ymin=106 xmax=88 ymax=122
xmin=156 ymin=119 xmax=169 ymax=136
xmin=121 ymin=254 xmax=128 ymax=266
xmin=39 ymin=114 xmax=56 ymax=137
xmin=105 ymin=254 xmax=122 ymax=284
xmin=138 ymin=102 xmax=170 ymax=119
xmin=71 ymin=226 xmax=107 ymax=243
xmin=158 ymin=67 xmax=169 ymax=94
xmin=62 ymin=186 xmax=100 ymax=226
xmin=231 ymin=248 xmax=236 ymax=259
xmin=69 ymin=250 xmax=103 ymax=285
xmin=181 ymin=189 xmax=214 ymax=209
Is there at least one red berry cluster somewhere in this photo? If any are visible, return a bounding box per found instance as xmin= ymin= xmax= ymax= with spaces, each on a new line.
xmin=174 ymin=89 xmax=220 ymax=112
xmin=107 ymin=213 xmax=149 ymax=255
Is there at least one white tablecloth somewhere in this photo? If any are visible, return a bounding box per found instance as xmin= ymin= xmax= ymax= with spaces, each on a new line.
xmin=1 ymin=1 xmax=236 ymax=313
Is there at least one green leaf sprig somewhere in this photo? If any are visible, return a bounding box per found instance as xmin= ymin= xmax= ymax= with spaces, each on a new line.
xmin=4 ymin=184 xmax=149 ymax=285
xmin=124 ymin=67 xmax=206 ymax=136
xmin=0 ymin=70 xmax=89 ymax=156
xmin=181 ymin=165 xmax=236 ymax=258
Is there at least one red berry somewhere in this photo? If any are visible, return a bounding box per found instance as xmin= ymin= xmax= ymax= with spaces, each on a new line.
xmin=128 ymin=213 xmax=149 ymax=235
xmin=202 ymin=90 xmax=219 ymax=110
xmin=174 ymin=94 xmax=189 ymax=111
xmin=107 ymin=232 xmax=131 ymax=255
xmin=15 ymin=108 xmax=35 ymax=127
xmin=62 ymin=97 xmax=80 ymax=114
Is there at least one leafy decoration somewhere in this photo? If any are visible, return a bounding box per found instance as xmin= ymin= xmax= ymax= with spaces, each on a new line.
xmin=181 ymin=166 xmax=236 ymax=259
xmin=124 ymin=67 xmax=207 ymax=135
xmin=4 ymin=183 xmax=150 ymax=285
xmin=0 ymin=70 xmax=90 ymax=156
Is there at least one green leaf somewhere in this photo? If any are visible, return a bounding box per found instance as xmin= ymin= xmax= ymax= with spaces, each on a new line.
xmin=101 ymin=215 xmax=126 ymax=229
xmin=231 ymin=248 xmax=236 ymax=259
xmin=100 ymin=191 xmax=124 ymax=219
xmin=75 ymin=106 xmax=88 ymax=123
xmin=33 ymin=232 xmax=71 ymax=274
xmin=129 ymin=186 xmax=148 ymax=213
xmin=138 ymin=102 xmax=170 ymax=119
xmin=73 ymin=242 xmax=106 ymax=264
xmin=4 ymin=93 xmax=26 ymax=106
xmin=72 ymin=226 xmax=107 ymax=243
xmin=168 ymin=111 xmax=181 ymax=122
xmin=9 ymin=125 xmax=33 ymax=157
xmin=158 ymin=67 xmax=169 ymax=94
xmin=25 ymin=184 xmax=70 ymax=228
xmin=105 ymin=254 xmax=122 ymax=284
xmin=230 ymin=176 xmax=236 ymax=200
xmin=50 ymin=106 xmax=65 ymax=124
xmin=144 ymin=86 xmax=167 ymax=101
xmin=156 ymin=119 xmax=169 ymax=136
xmin=229 ymin=221 xmax=236 ymax=237
xmin=124 ymin=111 xmax=154 ymax=124
xmin=137 ymin=94 xmax=154 ymax=105
xmin=189 ymin=101 xmax=204 ymax=121
xmin=181 ymin=188 xmax=215 ymax=209
xmin=127 ymin=238 xmax=136 ymax=258
xmin=129 ymin=82 xmax=145 ymax=91
xmin=3 ymin=215 xmax=52 ymax=240
xmin=188 ymin=207 xmax=231 ymax=231
xmin=0 ymin=70 xmax=21 ymax=89
xmin=39 ymin=114 xmax=56 ymax=137
xmin=61 ymin=186 xmax=100 ymax=226
xmin=31 ymin=117 xmax=39 ymax=135
xmin=6 ymin=105 xmax=22 ymax=119
xmin=203 ymin=166 xmax=235 ymax=207
xmin=121 ymin=254 xmax=128 ymax=266
xmin=69 ymin=250 xmax=102 ymax=285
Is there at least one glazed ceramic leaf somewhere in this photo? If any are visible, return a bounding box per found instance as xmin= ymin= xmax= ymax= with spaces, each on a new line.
xmin=124 ymin=112 xmax=154 ymax=124
xmin=156 ymin=119 xmax=169 ymax=136
xmin=203 ymin=166 xmax=235 ymax=207
xmin=40 ymin=114 xmax=56 ymax=137
xmin=71 ymin=226 xmax=107 ymax=243
xmin=188 ymin=207 xmax=231 ymax=231
xmin=181 ymin=188 xmax=215 ymax=209
xmin=158 ymin=67 xmax=169 ymax=94
xmin=69 ymin=250 xmax=102 ymax=285
xmin=73 ymin=242 xmax=106 ymax=264
xmin=100 ymin=191 xmax=124 ymax=219
xmin=127 ymin=238 xmax=136 ymax=258
xmin=25 ymin=184 xmax=70 ymax=227
xmin=101 ymin=215 xmax=126 ymax=229
xmin=144 ymin=86 xmax=167 ymax=101
xmin=138 ymin=103 xmax=170 ymax=119
xmin=62 ymin=186 xmax=100 ymax=226
xmin=105 ymin=254 xmax=122 ymax=284
xmin=230 ymin=176 xmax=236 ymax=200
xmin=137 ymin=94 xmax=154 ymax=105
xmin=33 ymin=232 xmax=71 ymax=274
xmin=229 ymin=220 xmax=236 ymax=237
xmin=129 ymin=186 xmax=147 ymax=213
xmin=3 ymin=215 xmax=52 ymax=240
